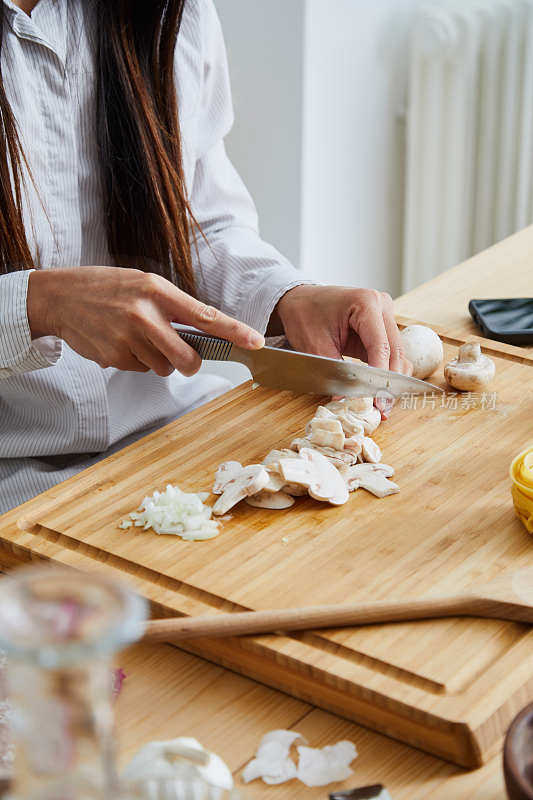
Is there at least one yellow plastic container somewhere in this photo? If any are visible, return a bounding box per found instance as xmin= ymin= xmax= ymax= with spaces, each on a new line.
xmin=510 ymin=446 xmax=533 ymax=532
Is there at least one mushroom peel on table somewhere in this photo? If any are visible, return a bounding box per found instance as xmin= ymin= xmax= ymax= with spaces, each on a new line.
xmin=211 ymin=397 xmax=399 ymax=515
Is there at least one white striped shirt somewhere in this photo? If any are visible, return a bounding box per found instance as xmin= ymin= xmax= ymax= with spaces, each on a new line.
xmin=0 ymin=0 xmax=308 ymax=513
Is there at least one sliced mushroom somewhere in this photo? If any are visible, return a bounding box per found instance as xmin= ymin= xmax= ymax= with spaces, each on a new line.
xmin=279 ymin=448 xmax=349 ymax=505
xmin=306 ymin=415 xmax=331 ymax=436
xmin=344 ymin=397 xmax=374 ymax=414
xmin=245 ymin=490 xmax=295 ymax=509
xmin=304 ymin=449 xmax=349 ymax=505
xmin=338 ymin=411 xmax=366 ymax=438
xmin=212 ymin=461 xmax=243 ymax=495
xmin=212 ymin=393 xmax=397 ymax=517
xmin=350 ymin=406 xmax=381 ymax=435
xmin=308 ymin=418 xmax=345 ymax=450
xmin=326 ymin=400 xmax=381 ymax=435
xmin=345 ymin=462 xmax=394 ymax=479
xmin=444 ymin=342 xmax=495 ymax=392
xmin=262 ymin=451 xmax=307 ymax=495
xmin=343 ymin=463 xmax=397 ymax=496
xmin=400 ymin=324 xmax=443 ymax=379
xmin=324 ymin=400 xmax=346 ymax=415
xmin=315 ymin=404 xmax=366 ymax=439
xmin=357 ymin=472 xmax=399 ymax=498
xmin=262 ymin=449 xmax=299 ymax=469
xmin=314 ymin=405 xmax=338 ymax=421
xmin=282 ymin=482 xmax=308 ymax=497
xmin=264 ymin=470 xmax=287 ymax=492
xmin=305 ymin=405 xmax=342 ymax=434
xmin=212 ymin=465 xmax=270 ymax=515
xmin=335 ymin=462 xmax=351 ymax=481
xmin=278 ymin=453 xmax=317 ymax=486
xmin=343 ymin=433 xmax=364 ymax=455
xmin=290 ymin=437 xmax=357 ymax=467
xmin=361 ymin=436 xmax=382 ymax=463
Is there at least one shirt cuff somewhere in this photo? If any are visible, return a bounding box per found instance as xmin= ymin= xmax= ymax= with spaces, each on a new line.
xmin=241 ymin=270 xmax=318 ymax=336
xmin=0 ymin=270 xmax=63 ymax=378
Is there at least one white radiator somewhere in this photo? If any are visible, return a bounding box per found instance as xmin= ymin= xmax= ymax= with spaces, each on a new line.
xmin=402 ymin=0 xmax=533 ymax=292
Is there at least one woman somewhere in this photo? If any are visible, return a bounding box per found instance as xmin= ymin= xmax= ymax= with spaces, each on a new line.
xmin=0 ymin=0 xmax=411 ymax=514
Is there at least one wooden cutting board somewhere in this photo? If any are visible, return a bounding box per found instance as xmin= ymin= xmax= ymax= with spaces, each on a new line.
xmin=1 ymin=338 xmax=533 ymax=769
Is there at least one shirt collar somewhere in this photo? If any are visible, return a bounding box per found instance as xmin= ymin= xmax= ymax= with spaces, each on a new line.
xmin=2 ymin=0 xmax=67 ymax=66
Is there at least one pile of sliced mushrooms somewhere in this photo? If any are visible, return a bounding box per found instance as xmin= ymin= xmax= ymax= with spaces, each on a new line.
xmin=212 ymin=396 xmax=399 ymax=515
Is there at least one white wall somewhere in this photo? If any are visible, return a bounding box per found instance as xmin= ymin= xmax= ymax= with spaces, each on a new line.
xmin=214 ymin=0 xmax=305 ymax=268
xmin=215 ymin=0 xmax=420 ymax=297
xmin=301 ymin=0 xmax=418 ymax=294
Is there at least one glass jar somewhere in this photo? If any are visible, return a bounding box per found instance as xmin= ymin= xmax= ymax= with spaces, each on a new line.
xmin=0 ymin=565 xmax=146 ymax=800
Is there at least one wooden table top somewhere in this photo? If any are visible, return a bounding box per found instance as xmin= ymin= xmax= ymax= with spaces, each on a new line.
xmin=6 ymin=228 xmax=532 ymax=798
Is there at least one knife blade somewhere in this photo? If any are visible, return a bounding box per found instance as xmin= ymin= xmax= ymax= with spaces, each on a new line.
xmin=172 ymin=325 xmax=443 ymax=398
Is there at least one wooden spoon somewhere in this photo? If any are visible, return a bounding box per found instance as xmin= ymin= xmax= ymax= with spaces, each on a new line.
xmin=142 ymin=568 xmax=533 ymax=643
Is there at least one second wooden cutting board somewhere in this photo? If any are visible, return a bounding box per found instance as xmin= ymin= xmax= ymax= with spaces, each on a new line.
xmin=3 ymin=340 xmax=533 ymax=768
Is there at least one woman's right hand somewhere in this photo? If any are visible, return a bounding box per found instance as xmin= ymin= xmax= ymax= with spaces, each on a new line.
xmin=27 ymin=267 xmax=264 ymax=377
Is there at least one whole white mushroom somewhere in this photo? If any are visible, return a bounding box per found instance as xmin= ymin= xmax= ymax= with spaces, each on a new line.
xmin=400 ymin=325 xmax=443 ymax=379
xmin=444 ymin=342 xmax=495 ymax=392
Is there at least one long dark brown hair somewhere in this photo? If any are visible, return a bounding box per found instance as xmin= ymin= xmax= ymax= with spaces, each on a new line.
xmin=0 ymin=0 xmax=196 ymax=295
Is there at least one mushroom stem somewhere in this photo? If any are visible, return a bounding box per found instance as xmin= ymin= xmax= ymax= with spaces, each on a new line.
xmin=457 ymin=342 xmax=481 ymax=363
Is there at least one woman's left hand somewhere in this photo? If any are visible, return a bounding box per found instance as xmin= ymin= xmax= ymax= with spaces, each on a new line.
xmin=274 ymin=285 xmax=413 ymax=374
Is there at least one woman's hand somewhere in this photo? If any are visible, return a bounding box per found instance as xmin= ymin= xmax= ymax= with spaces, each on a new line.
xmin=273 ymin=285 xmax=412 ymax=374
xmin=27 ymin=267 xmax=264 ymax=376
xmin=273 ymin=285 xmax=412 ymax=419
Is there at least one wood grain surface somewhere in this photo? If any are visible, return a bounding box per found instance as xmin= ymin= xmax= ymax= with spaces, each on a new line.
xmin=1 ymin=338 xmax=532 ymax=767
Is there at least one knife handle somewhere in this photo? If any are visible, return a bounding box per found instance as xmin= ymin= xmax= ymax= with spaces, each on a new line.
xmin=174 ymin=326 xmax=233 ymax=362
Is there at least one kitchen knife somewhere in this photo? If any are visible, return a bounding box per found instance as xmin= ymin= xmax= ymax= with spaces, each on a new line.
xmin=172 ymin=325 xmax=443 ymax=398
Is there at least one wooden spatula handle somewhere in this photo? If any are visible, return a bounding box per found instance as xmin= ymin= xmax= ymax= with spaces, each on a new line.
xmin=142 ymin=597 xmax=483 ymax=643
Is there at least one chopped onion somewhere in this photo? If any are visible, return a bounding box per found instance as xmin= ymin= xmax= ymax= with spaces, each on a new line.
xmin=119 ymin=484 xmax=221 ymax=541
